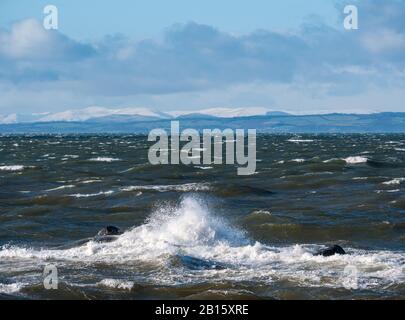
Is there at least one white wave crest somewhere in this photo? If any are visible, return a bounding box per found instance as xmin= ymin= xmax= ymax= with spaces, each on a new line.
xmin=0 ymin=282 xmax=27 ymax=294
xmin=0 ymin=165 xmax=26 ymax=171
xmin=291 ymin=158 xmax=306 ymax=163
xmin=46 ymin=185 xmax=76 ymax=192
xmin=343 ymin=156 xmax=368 ymax=164
xmin=89 ymin=157 xmax=121 ymax=162
xmin=121 ymin=183 xmax=211 ymax=193
xmin=97 ymin=279 xmax=134 ymax=291
xmin=288 ymin=139 xmax=314 ymax=143
xmin=383 ymin=178 xmax=405 ymax=185
xmin=0 ymin=196 xmax=404 ymax=290
xmin=69 ymin=190 xmax=114 ymax=198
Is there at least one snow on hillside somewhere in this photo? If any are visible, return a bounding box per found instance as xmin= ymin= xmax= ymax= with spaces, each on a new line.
xmin=169 ymin=107 xmax=271 ymax=118
xmin=0 ymin=107 xmax=275 ymax=123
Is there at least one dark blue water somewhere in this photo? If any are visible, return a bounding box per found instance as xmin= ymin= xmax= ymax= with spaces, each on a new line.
xmin=0 ymin=134 xmax=404 ymax=299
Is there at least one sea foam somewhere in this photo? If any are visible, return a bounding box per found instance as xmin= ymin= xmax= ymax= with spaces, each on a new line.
xmin=343 ymin=156 xmax=368 ymax=164
xmin=383 ymin=178 xmax=405 ymax=185
xmin=0 ymin=165 xmax=26 ymax=171
xmin=121 ymin=183 xmax=211 ymax=193
xmin=89 ymin=157 xmax=121 ymax=162
xmin=0 ymin=196 xmax=404 ymax=290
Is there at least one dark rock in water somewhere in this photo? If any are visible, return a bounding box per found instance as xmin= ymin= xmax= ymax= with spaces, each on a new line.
xmin=55 ymin=226 xmax=122 ymax=249
xmin=179 ymin=255 xmax=227 ymax=270
xmin=315 ymin=245 xmax=346 ymax=257
xmin=97 ymin=226 xmax=121 ymax=236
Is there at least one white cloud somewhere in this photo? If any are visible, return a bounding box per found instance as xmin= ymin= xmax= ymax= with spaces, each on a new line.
xmin=0 ymin=19 xmax=50 ymax=59
xmin=362 ymin=29 xmax=405 ymax=54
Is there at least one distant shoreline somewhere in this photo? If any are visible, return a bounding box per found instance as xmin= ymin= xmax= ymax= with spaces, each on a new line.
xmin=1 ymin=112 xmax=405 ymax=134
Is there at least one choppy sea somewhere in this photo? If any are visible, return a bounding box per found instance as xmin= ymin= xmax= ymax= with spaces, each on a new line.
xmin=0 ymin=134 xmax=404 ymax=299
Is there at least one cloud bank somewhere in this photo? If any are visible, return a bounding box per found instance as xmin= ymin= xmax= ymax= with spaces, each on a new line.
xmin=0 ymin=0 xmax=405 ymax=114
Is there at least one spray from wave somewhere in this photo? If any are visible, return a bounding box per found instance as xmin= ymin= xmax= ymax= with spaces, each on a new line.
xmin=0 ymin=196 xmax=404 ymax=291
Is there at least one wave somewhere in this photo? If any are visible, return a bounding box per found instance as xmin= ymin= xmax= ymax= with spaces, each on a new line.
xmin=121 ymin=183 xmax=211 ymax=193
xmin=367 ymin=159 xmax=401 ymax=169
xmin=46 ymin=185 xmax=76 ymax=192
xmin=78 ymin=179 xmax=102 ymax=184
xmin=195 ymin=166 xmax=213 ymax=170
xmin=322 ymin=158 xmax=341 ymax=163
xmin=63 ymin=155 xmax=79 ymax=159
xmin=69 ymin=191 xmax=114 ymax=198
xmin=383 ymin=178 xmax=405 ymax=186
xmin=376 ymin=189 xmax=400 ymax=194
xmin=0 ymin=165 xmax=28 ymax=172
xmin=0 ymin=282 xmax=27 ymax=294
xmin=89 ymin=157 xmax=121 ymax=162
xmin=290 ymin=158 xmax=306 ymax=163
xmin=343 ymin=156 xmax=368 ymax=164
xmin=0 ymin=196 xmax=404 ymax=290
xmin=288 ymin=139 xmax=314 ymax=143
xmin=97 ymin=279 xmax=134 ymax=291
xmin=215 ymin=185 xmax=274 ymax=197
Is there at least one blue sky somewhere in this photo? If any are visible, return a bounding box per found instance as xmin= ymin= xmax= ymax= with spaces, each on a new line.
xmin=0 ymin=0 xmax=405 ymax=115
xmin=0 ymin=0 xmax=339 ymax=39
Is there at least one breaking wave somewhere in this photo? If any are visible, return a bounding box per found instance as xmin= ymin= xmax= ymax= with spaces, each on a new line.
xmin=0 ymin=282 xmax=29 ymax=294
xmin=0 ymin=196 xmax=404 ymax=290
xmin=69 ymin=190 xmax=114 ymax=198
xmin=89 ymin=157 xmax=121 ymax=162
xmin=343 ymin=156 xmax=368 ymax=164
xmin=383 ymin=178 xmax=405 ymax=185
xmin=0 ymin=165 xmax=30 ymax=172
xmin=121 ymin=183 xmax=211 ymax=193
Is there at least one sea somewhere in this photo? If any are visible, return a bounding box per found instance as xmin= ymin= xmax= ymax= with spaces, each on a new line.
xmin=0 ymin=134 xmax=404 ymax=299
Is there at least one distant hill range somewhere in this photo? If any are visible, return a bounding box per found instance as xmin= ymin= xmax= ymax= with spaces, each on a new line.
xmin=1 ymin=108 xmax=405 ymax=133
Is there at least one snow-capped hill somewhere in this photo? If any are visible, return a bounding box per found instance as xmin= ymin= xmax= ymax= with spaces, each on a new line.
xmin=169 ymin=107 xmax=271 ymax=118
xmin=0 ymin=107 xmax=285 ymax=124
xmin=38 ymin=107 xmax=172 ymax=122
xmin=0 ymin=114 xmax=18 ymax=124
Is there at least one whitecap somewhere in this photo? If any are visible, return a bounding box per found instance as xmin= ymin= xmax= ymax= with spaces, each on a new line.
xmin=288 ymin=139 xmax=314 ymax=143
xmin=382 ymin=178 xmax=405 ymax=185
xmin=89 ymin=157 xmax=121 ymax=162
xmin=0 ymin=196 xmax=404 ymax=291
xmin=46 ymin=185 xmax=76 ymax=192
xmin=121 ymin=183 xmax=211 ymax=193
xmin=343 ymin=156 xmax=368 ymax=164
xmin=376 ymin=189 xmax=400 ymax=194
xmin=0 ymin=282 xmax=27 ymax=294
xmin=97 ymin=279 xmax=134 ymax=291
xmin=290 ymin=159 xmax=305 ymax=163
xmin=69 ymin=191 xmax=114 ymax=198
xmin=323 ymin=158 xmax=339 ymax=163
xmin=0 ymin=165 xmax=27 ymax=172
xmin=78 ymin=179 xmax=102 ymax=184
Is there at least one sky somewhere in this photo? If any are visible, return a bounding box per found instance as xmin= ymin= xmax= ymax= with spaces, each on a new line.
xmin=0 ymin=0 xmax=339 ymax=39
xmin=0 ymin=0 xmax=405 ymax=115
